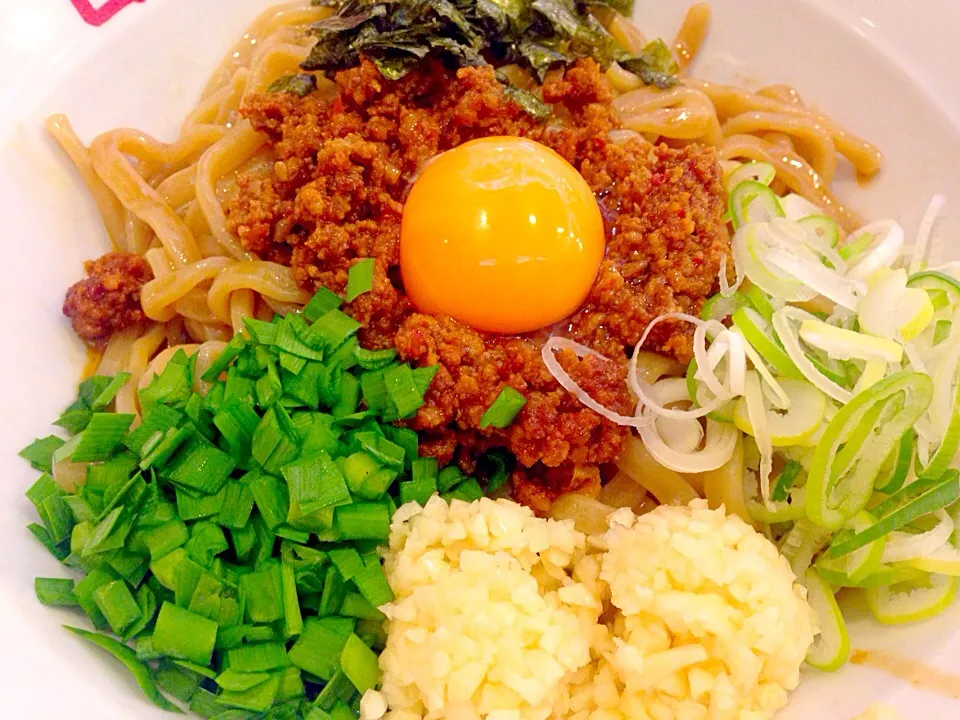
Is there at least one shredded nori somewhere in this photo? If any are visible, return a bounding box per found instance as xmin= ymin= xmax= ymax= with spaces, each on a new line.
xmin=298 ymin=0 xmax=678 ymax=117
xmin=267 ymin=73 xmax=320 ymax=97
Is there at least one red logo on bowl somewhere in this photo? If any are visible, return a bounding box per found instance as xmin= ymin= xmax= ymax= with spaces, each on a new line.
xmin=70 ymin=0 xmax=145 ymax=27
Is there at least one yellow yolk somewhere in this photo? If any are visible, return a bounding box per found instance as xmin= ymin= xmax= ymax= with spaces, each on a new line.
xmin=400 ymin=136 xmax=605 ymax=334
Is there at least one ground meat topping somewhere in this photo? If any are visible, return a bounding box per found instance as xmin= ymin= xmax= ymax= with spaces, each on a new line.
xmin=226 ymin=57 xmax=729 ymax=509
xmin=63 ymin=251 xmax=153 ymax=347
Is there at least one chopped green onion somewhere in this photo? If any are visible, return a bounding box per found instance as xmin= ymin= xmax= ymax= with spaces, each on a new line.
xmin=281 ymin=562 xmax=304 ymax=638
xmin=225 ymin=641 xmax=292 ymax=672
xmin=313 ymin=670 xmax=355 ymax=712
xmin=216 ymin=668 xmax=272 ymax=692
xmin=934 ymin=319 xmax=953 ymax=345
xmin=93 ymin=580 xmax=142 ymax=635
xmin=125 ymin=404 xmax=182 ymax=455
xmin=354 ymin=347 xmax=397 ymax=371
xmin=123 ymin=584 xmax=158 ymax=641
xmin=152 ymin=661 xmax=202 ymax=703
xmin=35 ymin=577 xmax=78 ymax=607
xmin=479 ymin=386 xmax=527 ymax=429
xmin=243 ymin=318 xmax=279 ymax=346
xmin=283 ymin=451 xmax=352 ymax=530
xmin=411 ymin=365 xmax=439 ymax=396
xmin=74 ymin=566 xmax=117 ymax=629
xmin=164 ymin=436 xmax=235 ymax=495
xmin=256 ymin=360 xmax=283 ymax=408
xmin=28 ymin=523 xmax=70 ymax=560
xmin=139 ymin=426 xmax=193 ymax=471
xmin=320 ymin=565 xmax=348 ymax=616
xmin=140 ymin=350 xmax=193 ymax=409
xmin=40 ymin=493 xmax=75 ymax=545
xmin=438 ymin=465 xmax=464 ymax=493
xmin=481 ymin=449 xmax=511 ymax=494
xmin=399 ymin=477 xmax=437 ymax=507
xmin=248 ymin=472 xmax=290 ymax=532
xmin=335 ymin=503 xmax=390 ymax=540
xmin=352 ymin=555 xmax=394 ymax=608
xmin=213 ymin=400 xmax=260 ymax=462
xmin=339 ymin=592 xmax=385 ymax=620
xmin=288 ymin=616 xmax=355 ymax=680
xmin=839 ymin=230 xmax=875 ymax=260
xmin=411 ymin=457 xmax=438 ymax=482
xmin=19 ymin=435 xmax=63 ymax=472
xmin=55 ymin=407 xmax=93 ymax=434
xmin=71 ymin=413 xmax=135 ymax=462
xmin=328 ymin=547 xmax=364 ymax=582
xmin=65 ymin=626 xmax=183 ymax=713
xmin=185 ymin=521 xmax=229 ymax=566
xmin=176 ymin=485 xmax=226 ymax=522
xmin=277 ymin=314 xmax=326 ymax=361
xmin=443 ymin=478 xmax=484 ymax=503
xmin=383 ymin=364 xmax=424 ymax=419
xmin=240 ymin=561 xmax=285 ymax=623
xmin=304 ymin=287 xmax=343 ymax=323
xmin=307 ymin=312 xmax=357 ymax=353
xmin=830 ymin=470 xmax=960 ymax=558
xmin=144 ymin=520 xmax=189 ymax=560
xmin=345 ymin=258 xmax=375 ymax=302
xmin=201 ymin=335 xmax=247 ymax=382
xmin=771 ymin=460 xmax=802 ymax=503
xmin=218 ymin=480 xmax=255 ymax=529
xmin=152 ymin=601 xmax=218 ymax=665
xmin=340 ymin=632 xmax=381 ymax=694
xmin=216 ymin=673 xmax=282 ymax=712
xmin=26 ymin=473 xmax=62 ymax=513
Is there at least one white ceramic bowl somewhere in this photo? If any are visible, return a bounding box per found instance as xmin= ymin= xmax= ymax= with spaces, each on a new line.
xmin=1 ymin=1 xmax=958 ymax=717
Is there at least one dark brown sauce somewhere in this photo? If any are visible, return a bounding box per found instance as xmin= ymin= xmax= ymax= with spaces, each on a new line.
xmin=851 ymin=649 xmax=960 ymax=700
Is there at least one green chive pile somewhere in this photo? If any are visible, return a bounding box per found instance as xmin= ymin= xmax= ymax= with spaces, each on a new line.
xmin=20 ymin=281 xmax=510 ymax=718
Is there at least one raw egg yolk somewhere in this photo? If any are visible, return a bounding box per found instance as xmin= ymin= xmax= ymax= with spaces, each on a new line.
xmin=400 ymin=136 xmax=605 ymax=334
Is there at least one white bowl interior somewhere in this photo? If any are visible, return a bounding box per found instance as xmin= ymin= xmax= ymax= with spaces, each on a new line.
xmin=0 ymin=1 xmax=958 ymax=717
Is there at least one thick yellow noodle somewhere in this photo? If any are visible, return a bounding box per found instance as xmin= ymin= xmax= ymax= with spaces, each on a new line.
xmin=196 ymin=121 xmax=263 ymax=261
xmin=50 ymin=0 xmax=882 ymax=490
xmin=46 ymin=114 xmax=126 ymax=248
xmin=208 ymin=262 xmax=310 ymax=328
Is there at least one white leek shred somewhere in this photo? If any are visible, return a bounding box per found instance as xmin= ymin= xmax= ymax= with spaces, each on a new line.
xmin=902 ymin=342 xmax=928 ymax=375
xmin=846 ymin=220 xmax=906 ymax=280
xmin=767 ymin=248 xmax=864 ymax=310
xmin=718 ymin=254 xmax=744 ymax=297
xmin=773 ymin=307 xmax=853 ymax=403
xmin=910 ymin=194 xmax=946 ymax=274
xmin=638 ymin=415 xmax=738 ymax=472
xmin=541 ymin=337 xmax=649 ymax=429
xmin=882 ymin=510 xmax=954 ymax=564
xmin=737 ymin=332 xmax=790 ymax=409
xmin=744 ymin=371 xmax=773 ymax=503
xmin=930 ymin=322 xmax=960 ymax=436
xmin=726 ymin=331 xmax=747 ymax=397
xmin=650 ymin=379 xmax=705 ymax=452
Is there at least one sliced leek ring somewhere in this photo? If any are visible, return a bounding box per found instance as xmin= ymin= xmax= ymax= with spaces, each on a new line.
xmin=906 ymin=539 xmax=960 ymax=576
xmin=815 ymin=557 xmax=926 ymax=589
xmin=828 ymin=513 xmax=887 ymax=585
xmin=726 ymin=161 xmax=776 ymax=191
xmin=799 ymin=319 xmax=904 ymax=364
xmin=865 ymin=572 xmax=958 ymax=625
xmin=733 ymin=377 xmax=826 ymax=446
xmin=859 ymin=268 xmax=934 ymax=341
xmin=805 ymin=568 xmax=851 ymax=672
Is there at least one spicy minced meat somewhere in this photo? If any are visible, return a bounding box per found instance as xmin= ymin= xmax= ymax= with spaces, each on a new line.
xmin=226 ymin=58 xmax=728 ymax=510
xmin=63 ymin=251 xmax=153 ymax=347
